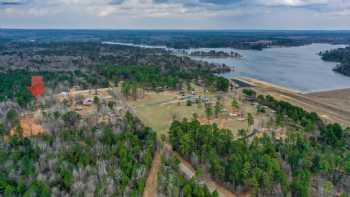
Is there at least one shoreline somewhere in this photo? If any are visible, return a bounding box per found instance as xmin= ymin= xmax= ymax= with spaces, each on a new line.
xmin=234 ymin=76 xmax=302 ymax=94
xmin=234 ymin=76 xmax=350 ymax=95
xmin=306 ymin=88 xmax=350 ymax=96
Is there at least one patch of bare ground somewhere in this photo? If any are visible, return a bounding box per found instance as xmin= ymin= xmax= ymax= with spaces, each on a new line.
xmin=236 ymin=77 xmax=350 ymax=127
xmin=197 ymin=117 xmax=228 ymax=129
xmin=10 ymin=114 xmax=44 ymax=137
xmin=143 ymin=149 xmax=161 ymax=197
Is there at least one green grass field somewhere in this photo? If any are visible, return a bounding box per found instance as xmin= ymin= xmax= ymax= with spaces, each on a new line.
xmin=128 ymin=91 xmax=205 ymax=136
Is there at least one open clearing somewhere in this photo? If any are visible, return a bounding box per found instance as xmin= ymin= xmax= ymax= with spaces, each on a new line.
xmin=127 ymin=86 xmax=268 ymax=137
xmin=128 ymin=90 xmax=206 ymax=135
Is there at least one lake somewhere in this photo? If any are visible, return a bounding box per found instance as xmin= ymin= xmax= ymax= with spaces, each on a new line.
xmin=189 ymin=44 xmax=350 ymax=93
xmin=104 ymin=42 xmax=350 ymax=93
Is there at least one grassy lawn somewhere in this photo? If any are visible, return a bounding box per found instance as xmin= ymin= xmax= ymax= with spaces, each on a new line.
xmin=128 ymin=91 xmax=205 ymax=136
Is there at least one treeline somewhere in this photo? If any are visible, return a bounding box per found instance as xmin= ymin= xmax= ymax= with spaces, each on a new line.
xmin=4 ymin=29 xmax=350 ymax=50
xmin=100 ymin=64 xmax=230 ymax=92
xmin=320 ymin=46 xmax=350 ymax=76
xmin=0 ymin=111 xmax=156 ymax=196
xmin=157 ymin=154 xmax=218 ymax=197
xmin=256 ymin=94 xmax=321 ymax=131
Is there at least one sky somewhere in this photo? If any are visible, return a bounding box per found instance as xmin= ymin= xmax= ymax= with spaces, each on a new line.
xmin=0 ymin=0 xmax=350 ymax=29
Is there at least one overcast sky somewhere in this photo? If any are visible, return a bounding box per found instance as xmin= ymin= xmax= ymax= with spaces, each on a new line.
xmin=0 ymin=0 xmax=349 ymax=29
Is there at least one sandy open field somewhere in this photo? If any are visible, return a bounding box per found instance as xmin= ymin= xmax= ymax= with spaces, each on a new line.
xmin=306 ymin=88 xmax=350 ymax=113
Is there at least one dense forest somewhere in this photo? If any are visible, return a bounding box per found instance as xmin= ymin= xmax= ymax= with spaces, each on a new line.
xmin=101 ymin=64 xmax=229 ymax=93
xmin=169 ymin=92 xmax=350 ymax=196
xmin=157 ymin=153 xmax=218 ymax=197
xmin=170 ymin=119 xmax=289 ymax=196
xmin=0 ymin=41 xmax=230 ymax=73
xmin=0 ymin=111 xmax=156 ymax=196
xmin=321 ymin=46 xmax=350 ymax=76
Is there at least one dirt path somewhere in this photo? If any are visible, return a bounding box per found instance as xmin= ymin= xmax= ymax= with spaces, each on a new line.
xmin=202 ymin=176 xmax=237 ymax=197
xmin=177 ymin=153 xmax=237 ymax=197
xmin=219 ymin=118 xmax=226 ymax=128
xmin=143 ymin=149 xmax=161 ymax=197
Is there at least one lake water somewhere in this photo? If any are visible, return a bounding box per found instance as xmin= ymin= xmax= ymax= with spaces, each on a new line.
xmin=189 ymin=44 xmax=350 ymax=93
xmin=104 ymin=42 xmax=350 ymax=93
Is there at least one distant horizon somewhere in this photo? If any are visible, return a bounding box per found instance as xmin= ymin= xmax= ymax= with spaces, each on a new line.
xmin=1 ymin=0 xmax=350 ymax=30
xmin=2 ymin=28 xmax=350 ymax=32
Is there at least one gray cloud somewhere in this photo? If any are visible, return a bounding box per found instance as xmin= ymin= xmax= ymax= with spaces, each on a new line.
xmin=0 ymin=0 xmax=349 ymax=29
xmin=153 ymin=0 xmax=242 ymax=6
xmin=153 ymin=0 xmax=333 ymax=9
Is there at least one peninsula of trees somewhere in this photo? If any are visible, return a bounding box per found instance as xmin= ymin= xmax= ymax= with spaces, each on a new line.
xmin=190 ymin=50 xmax=242 ymax=58
xmin=320 ymin=46 xmax=350 ymax=76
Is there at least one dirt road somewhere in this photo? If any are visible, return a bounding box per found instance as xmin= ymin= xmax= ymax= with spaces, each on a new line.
xmin=143 ymin=149 xmax=161 ymax=197
xmin=177 ymin=153 xmax=237 ymax=197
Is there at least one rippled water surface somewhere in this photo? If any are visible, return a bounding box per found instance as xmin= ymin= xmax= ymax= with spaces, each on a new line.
xmin=190 ymin=44 xmax=350 ymax=92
